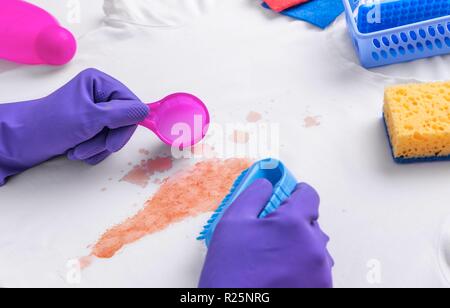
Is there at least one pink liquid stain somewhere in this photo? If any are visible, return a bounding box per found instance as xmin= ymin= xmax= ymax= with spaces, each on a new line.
xmin=304 ymin=116 xmax=321 ymax=128
xmin=139 ymin=148 xmax=150 ymax=156
xmin=121 ymin=156 xmax=174 ymax=188
xmin=246 ymin=111 xmax=262 ymax=123
xmin=78 ymin=256 xmax=94 ymax=270
xmin=89 ymin=158 xmax=253 ymax=259
xmin=230 ymin=130 xmax=250 ymax=144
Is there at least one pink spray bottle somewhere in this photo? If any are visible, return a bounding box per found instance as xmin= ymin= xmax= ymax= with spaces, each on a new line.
xmin=0 ymin=0 xmax=77 ymax=65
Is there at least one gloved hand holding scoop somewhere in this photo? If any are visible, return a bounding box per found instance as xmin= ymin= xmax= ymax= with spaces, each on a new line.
xmin=0 ymin=68 xmax=209 ymax=186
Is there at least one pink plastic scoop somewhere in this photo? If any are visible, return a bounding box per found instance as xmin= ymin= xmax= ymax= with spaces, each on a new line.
xmin=140 ymin=93 xmax=210 ymax=148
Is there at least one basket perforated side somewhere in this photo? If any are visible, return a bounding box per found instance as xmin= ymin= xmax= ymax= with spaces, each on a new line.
xmin=344 ymin=0 xmax=450 ymax=68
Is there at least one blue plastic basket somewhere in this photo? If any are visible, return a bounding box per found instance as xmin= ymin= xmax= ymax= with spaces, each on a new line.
xmin=344 ymin=0 xmax=450 ymax=68
xmin=357 ymin=0 xmax=450 ymax=34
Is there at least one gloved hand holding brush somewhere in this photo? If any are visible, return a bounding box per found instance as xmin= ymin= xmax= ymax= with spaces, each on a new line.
xmin=199 ymin=179 xmax=334 ymax=288
xmin=0 ymin=68 xmax=149 ymax=186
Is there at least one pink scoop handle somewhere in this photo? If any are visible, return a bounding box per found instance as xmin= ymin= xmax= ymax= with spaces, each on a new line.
xmin=139 ymin=102 xmax=162 ymax=133
xmin=139 ymin=93 xmax=210 ymax=147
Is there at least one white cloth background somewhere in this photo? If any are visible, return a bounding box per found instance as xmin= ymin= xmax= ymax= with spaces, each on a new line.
xmin=0 ymin=0 xmax=450 ymax=288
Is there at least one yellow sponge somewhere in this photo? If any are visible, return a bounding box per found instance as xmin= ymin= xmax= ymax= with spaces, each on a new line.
xmin=383 ymin=81 xmax=450 ymax=163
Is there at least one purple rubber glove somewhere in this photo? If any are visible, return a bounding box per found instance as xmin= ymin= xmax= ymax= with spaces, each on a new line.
xmin=199 ymin=179 xmax=334 ymax=288
xmin=0 ymin=68 xmax=149 ymax=186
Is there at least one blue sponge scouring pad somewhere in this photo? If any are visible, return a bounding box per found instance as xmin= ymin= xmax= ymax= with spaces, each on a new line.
xmin=357 ymin=0 xmax=450 ymax=34
xmin=262 ymin=0 xmax=345 ymax=29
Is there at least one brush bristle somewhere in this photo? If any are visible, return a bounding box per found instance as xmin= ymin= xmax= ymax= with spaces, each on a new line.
xmin=197 ymin=169 xmax=249 ymax=241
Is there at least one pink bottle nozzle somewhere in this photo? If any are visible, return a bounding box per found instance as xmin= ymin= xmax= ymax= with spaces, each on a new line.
xmin=36 ymin=25 xmax=77 ymax=65
xmin=140 ymin=93 xmax=210 ymax=148
xmin=0 ymin=0 xmax=77 ymax=66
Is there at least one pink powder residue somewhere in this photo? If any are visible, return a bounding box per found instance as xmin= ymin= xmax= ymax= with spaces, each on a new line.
xmin=304 ymin=116 xmax=321 ymax=128
xmin=121 ymin=156 xmax=173 ymax=188
xmin=78 ymin=256 xmax=94 ymax=270
xmin=247 ymin=111 xmax=262 ymax=123
xmin=231 ymin=130 xmax=250 ymax=144
xmin=91 ymin=158 xmax=253 ymax=259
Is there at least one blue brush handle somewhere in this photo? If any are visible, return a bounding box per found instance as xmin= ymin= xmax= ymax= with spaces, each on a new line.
xmin=200 ymin=158 xmax=298 ymax=247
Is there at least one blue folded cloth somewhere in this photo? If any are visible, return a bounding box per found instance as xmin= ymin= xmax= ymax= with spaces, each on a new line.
xmin=262 ymin=0 xmax=345 ymax=29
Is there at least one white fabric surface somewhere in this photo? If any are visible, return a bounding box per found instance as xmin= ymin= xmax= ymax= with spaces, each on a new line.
xmin=1 ymin=0 xmax=450 ymax=288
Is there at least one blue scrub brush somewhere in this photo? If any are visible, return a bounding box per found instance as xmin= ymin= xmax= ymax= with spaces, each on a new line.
xmin=197 ymin=158 xmax=298 ymax=247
